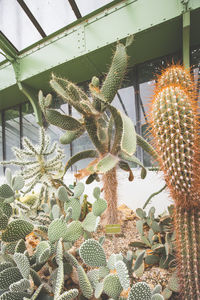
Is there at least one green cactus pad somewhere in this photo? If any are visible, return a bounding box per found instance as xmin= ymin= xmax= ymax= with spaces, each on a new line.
xmin=48 ymin=217 xmax=67 ymax=243
xmin=0 ymin=267 xmax=22 ymax=290
xmin=60 ymin=127 xmax=85 ymax=144
xmin=115 ymin=260 xmax=130 ymax=290
xmin=0 ymin=291 xmax=30 ymax=300
xmin=2 ymin=220 xmax=34 ymax=242
xmin=107 ymin=254 xmax=116 ymax=270
xmin=64 ymin=252 xmax=79 ymax=268
xmin=14 ymin=253 xmax=30 ymax=279
xmin=73 ymin=182 xmax=85 ymax=198
xmin=9 ymin=278 xmax=30 ymax=292
xmin=0 ymin=184 xmax=14 ymax=199
xmin=93 ymin=187 xmax=101 ymax=199
xmin=46 ymin=109 xmax=82 ymax=131
xmin=96 ymin=154 xmax=119 ymax=173
xmin=14 ymin=239 xmax=26 ymax=254
xmin=128 ymin=282 xmax=151 ymax=300
xmin=87 ymin=269 xmax=99 ymax=289
xmin=0 ymin=202 xmax=12 ymax=218
xmin=99 ymin=266 xmax=110 ymax=279
xmin=0 ymin=262 xmax=13 ymax=272
xmin=57 ymin=186 xmax=69 ymax=202
xmin=0 ymin=211 xmax=8 ymax=230
xmin=30 ymin=268 xmax=42 ymax=287
xmin=56 ymin=238 xmax=64 ymax=265
xmin=35 ymin=241 xmax=51 ymax=264
xmin=95 ymin=282 xmax=104 ymax=299
xmin=64 ymin=199 xmax=81 ymax=220
xmin=79 ymin=239 xmax=107 ymax=267
xmin=57 ymin=289 xmax=79 ymax=300
xmin=151 ymin=294 xmax=164 ymax=300
xmin=120 ymin=113 xmax=136 ymax=156
xmin=82 ymin=212 xmax=100 ymax=232
xmin=64 ymin=221 xmax=83 ymax=242
xmin=92 ymin=198 xmax=107 ymax=216
xmin=103 ymin=274 xmax=123 ymax=299
xmin=54 ymin=262 xmax=64 ymax=298
xmin=101 ymin=43 xmax=128 ymax=105
xmin=12 ymin=175 xmax=24 ymax=191
xmin=77 ymin=265 xmax=93 ymax=299
xmin=5 ymin=168 xmax=12 ymax=186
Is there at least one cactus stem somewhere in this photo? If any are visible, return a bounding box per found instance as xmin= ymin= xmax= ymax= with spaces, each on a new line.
xmin=102 ymin=167 xmax=118 ymax=224
xmin=175 ymin=206 xmax=200 ymax=300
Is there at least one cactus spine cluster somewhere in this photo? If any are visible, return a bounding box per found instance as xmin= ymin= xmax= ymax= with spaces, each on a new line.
xmin=150 ymin=65 xmax=200 ymax=299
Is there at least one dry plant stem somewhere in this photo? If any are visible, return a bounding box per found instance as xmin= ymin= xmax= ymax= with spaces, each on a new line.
xmin=102 ymin=167 xmax=118 ymax=224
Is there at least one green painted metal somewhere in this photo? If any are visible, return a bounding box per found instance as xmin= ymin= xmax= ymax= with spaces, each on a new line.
xmin=0 ymin=0 xmax=200 ymax=110
xmin=17 ymin=82 xmax=42 ymax=125
xmin=0 ymin=32 xmax=18 ymax=61
xmin=183 ymin=11 xmax=190 ymax=69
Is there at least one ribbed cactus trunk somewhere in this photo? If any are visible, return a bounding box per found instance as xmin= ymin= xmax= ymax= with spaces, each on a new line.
xmin=174 ymin=207 xmax=200 ymax=299
xmin=150 ymin=65 xmax=200 ymax=299
xmin=102 ymin=167 xmax=118 ymax=224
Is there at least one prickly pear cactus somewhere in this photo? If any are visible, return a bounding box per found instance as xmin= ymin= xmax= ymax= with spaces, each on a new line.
xmin=39 ymin=37 xmax=155 ymax=224
xmin=150 ymin=65 xmax=200 ymax=300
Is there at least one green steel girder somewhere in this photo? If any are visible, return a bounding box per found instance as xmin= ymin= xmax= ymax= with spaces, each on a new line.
xmin=0 ymin=32 xmax=18 ymax=61
xmin=0 ymin=0 xmax=200 ymax=110
xmin=183 ymin=11 xmax=190 ymax=69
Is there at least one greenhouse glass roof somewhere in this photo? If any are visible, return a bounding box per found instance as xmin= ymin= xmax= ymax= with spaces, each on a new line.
xmin=0 ymin=0 xmax=113 ymax=51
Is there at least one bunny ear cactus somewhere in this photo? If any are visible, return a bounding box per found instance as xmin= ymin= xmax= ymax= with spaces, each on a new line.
xmin=40 ymin=38 xmax=153 ymax=224
xmin=150 ymin=65 xmax=200 ymax=300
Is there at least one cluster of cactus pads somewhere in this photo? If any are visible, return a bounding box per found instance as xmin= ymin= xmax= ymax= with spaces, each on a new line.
xmin=38 ymin=37 xmax=156 ymax=224
xmin=0 ymin=171 xmax=167 ymax=300
xmin=150 ymin=65 xmax=200 ymax=299
xmin=0 ymin=173 xmax=109 ymax=299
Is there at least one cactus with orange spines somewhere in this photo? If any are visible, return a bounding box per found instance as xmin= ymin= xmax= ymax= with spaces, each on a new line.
xmin=150 ymin=65 xmax=200 ymax=300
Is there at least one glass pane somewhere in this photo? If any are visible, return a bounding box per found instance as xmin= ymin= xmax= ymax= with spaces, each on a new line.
xmin=5 ymin=107 xmax=20 ymax=172
xmin=22 ymin=102 xmax=40 ymax=145
xmin=0 ymin=0 xmax=41 ymax=50
xmin=139 ymin=81 xmax=155 ymax=167
xmin=75 ymin=0 xmax=113 ymax=17
xmin=112 ymin=86 xmax=136 ymax=124
xmin=23 ymin=0 xmax=76 ymax=35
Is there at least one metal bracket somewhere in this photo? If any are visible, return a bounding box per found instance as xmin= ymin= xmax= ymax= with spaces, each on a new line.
xmin=17 ymin=82 xmax=42 ymax=126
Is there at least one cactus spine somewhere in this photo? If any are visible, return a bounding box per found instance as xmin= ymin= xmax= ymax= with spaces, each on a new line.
xmin=151 ymin=65 xmax=200 ymax=299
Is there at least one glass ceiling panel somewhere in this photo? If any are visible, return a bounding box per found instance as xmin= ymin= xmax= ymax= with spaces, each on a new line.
xmin=0 ymin=0 xmax=42 ymax=50
xmin=23 ymin=0 xmax=77 ymax=35
xmin=75 ymin=0 xmax=114 ymax=16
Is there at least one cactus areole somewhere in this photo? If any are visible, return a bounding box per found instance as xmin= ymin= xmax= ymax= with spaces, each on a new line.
xmin=150 ymin=65 xmax=200 ymax=300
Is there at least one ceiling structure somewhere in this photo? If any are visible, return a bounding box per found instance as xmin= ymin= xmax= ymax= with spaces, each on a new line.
xmin=0 ymin=0 xmax=199 ymax=120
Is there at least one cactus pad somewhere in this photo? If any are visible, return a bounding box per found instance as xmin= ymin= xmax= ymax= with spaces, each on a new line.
xmin=128 ymin=282 xmax=151 ymax=300
xmin=79 ymin=239 xmax=107 ymax=267
xmin=2 ymin=220 xmax=34 ymax=242
xmin=103 ymin=274 xmax=123 ymax=299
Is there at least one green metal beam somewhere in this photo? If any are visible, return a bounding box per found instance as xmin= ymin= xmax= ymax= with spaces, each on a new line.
xmin=0 ymin=32 xmax=18 ymax=61
xmin=183 ymin=11 xmax=190 ymax=69
xmin=0 ymin=0 xmax=200 ymax=110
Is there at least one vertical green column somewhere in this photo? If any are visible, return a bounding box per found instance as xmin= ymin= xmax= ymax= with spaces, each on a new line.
xmin=183 ymin=10 xmax=190 ymax=69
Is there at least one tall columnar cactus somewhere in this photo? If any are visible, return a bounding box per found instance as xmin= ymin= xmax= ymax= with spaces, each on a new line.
xmin=150 ymin=65 xmax=200 ymax=300
xmin=39 ymin=39 xmax=155 ymax=224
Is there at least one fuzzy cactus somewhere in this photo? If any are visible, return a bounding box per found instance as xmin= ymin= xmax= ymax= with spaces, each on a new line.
xmin=150 ymin=65 xmax=200 ymax=299
xmin=39 ymin=38 xmax=156 ymax=224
